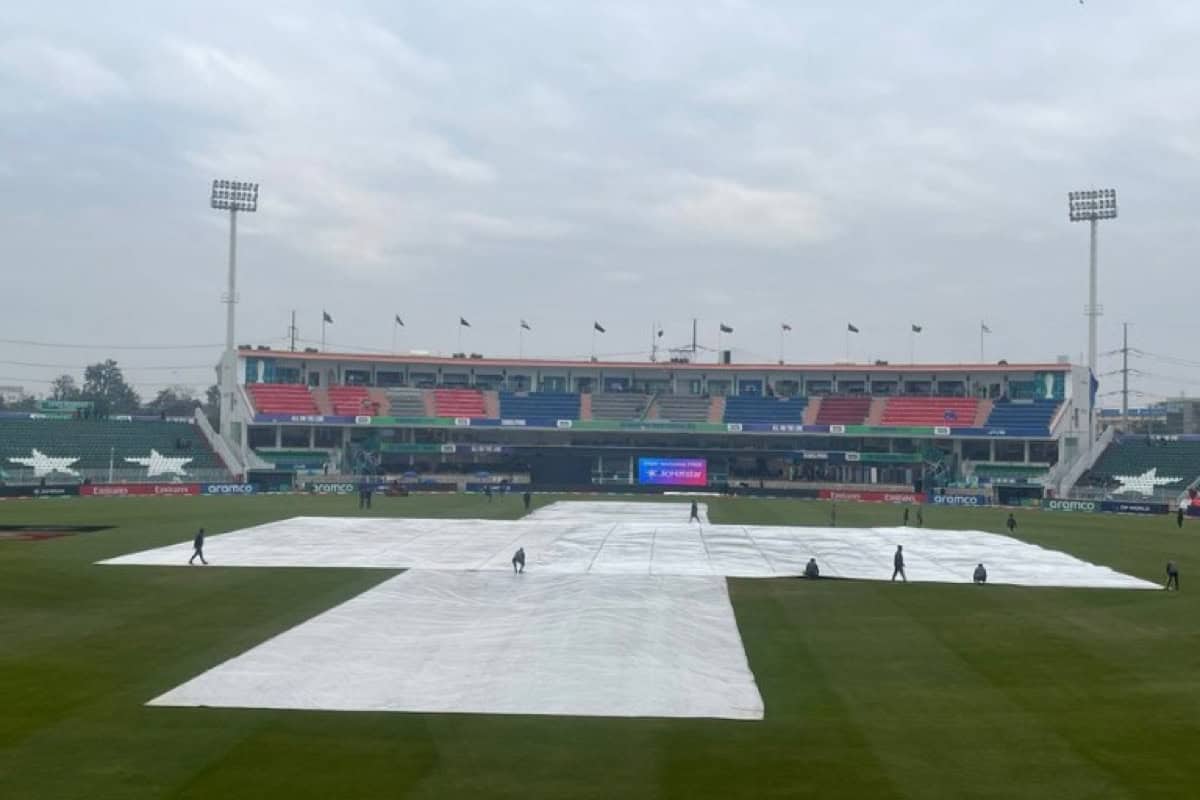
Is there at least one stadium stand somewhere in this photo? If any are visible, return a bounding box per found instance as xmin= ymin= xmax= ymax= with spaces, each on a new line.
xmin=880 ymin=397 xmax=979 ymax=428
xmin=1084 ymin=437 xmax=1200 ymax=493
xmin=0 ymin=418 xmax=226 ymax=478
xmin=499 ymin=392 xmax=581 ymax=420
xmin=590 ymin=393 xmax=651 ymax=421
xmin=983 ymin=400 xmax=1060 ymax=436
xmin=247 ymin=383 xmax=318 ymax=416
xmin=814 ymin=396 xmax=871 ymax=425
xmin=723 ymin=396 xmax=808 ymax=425
xmin=433 ymin=389 xmax=488 ymax=418
xmin=385 ymin=387 xmax=426 ymax=417
xmin=654 ymin=395 xmax=711 ymax=422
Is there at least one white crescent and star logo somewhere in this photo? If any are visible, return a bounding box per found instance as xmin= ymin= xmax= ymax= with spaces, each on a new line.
xmin=124 ymin=449 xmax=193 ymax=477
xmin=7 ymin=449 xmax=81 ymax=477
xmin=1112 ymin=468 xmax=1181 ymax=496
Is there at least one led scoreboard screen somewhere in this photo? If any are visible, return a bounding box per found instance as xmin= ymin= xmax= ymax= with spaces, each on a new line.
xmin=637 ymin=457 xmax=708 ymax=487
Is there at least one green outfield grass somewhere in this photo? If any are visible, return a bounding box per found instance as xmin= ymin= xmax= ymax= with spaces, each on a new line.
xmin=1 ymin=493 xmax=1197 ymax=799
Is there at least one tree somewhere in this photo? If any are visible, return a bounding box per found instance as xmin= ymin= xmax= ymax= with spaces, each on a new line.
xmin=204 ymin=384 xmax=221 ymax=427
xmin=50 ymin=374 xmax=81 ymax=401
xmin=145 ymin=385 xmax=200 ymax=418
xmin=82 ymin=360 xmax=140 ymax=415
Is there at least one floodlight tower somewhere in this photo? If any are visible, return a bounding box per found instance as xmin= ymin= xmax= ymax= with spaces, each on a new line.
xmin=210 ymin=179 xmax=259 ymax=441
xmin=1068 ymin=188 xmax=1117 ymax=451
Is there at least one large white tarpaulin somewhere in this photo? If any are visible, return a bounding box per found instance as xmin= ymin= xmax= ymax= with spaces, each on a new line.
xmin=150 ymin=570 xmax=765 ymax=720
xmin=104 ymin=502 xmax=1157 ymax=589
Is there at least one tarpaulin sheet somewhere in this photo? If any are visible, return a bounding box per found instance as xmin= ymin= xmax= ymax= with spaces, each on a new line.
xmin=104 ymin=502 xmax=1156 ymax=589
xmin=149 ymin=570 xmax=764 ymax=720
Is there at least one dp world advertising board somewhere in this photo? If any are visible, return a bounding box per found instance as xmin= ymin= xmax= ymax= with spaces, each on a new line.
xmin=637 ymin=457 xmax=708 ymax=487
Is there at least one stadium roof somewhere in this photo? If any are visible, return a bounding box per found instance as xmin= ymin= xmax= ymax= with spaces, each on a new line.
xmin=244 ymin=349 xmax=1072 ymax=374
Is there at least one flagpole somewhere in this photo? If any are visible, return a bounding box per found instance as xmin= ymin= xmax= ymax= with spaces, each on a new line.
xmin=591 ymin=326 xmax=596 ymax=360
xmin=392 ymin=320 xmax=397 ymax=354
xmin=909 ymin=329 xmax=914 ymax=364
xmin=779 ymin=327 xmax=784 ymax=365
xmin=845 ymin=329 xmax=850 ymax=362
xmin=321 ymin=316 xmax=326 ymax=351
xmin=519 ymin=324 xmax=524 ymax=359
xmin=980 ymin=322 xmax=984 ymax=362
xmin=458 ymin=322 xmax=463 ymax=354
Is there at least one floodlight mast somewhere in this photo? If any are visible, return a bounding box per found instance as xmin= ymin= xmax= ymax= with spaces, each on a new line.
xmin=1068 ymin=188 xmax=1117 ymax=452
xmin=210 ymin=180 xmax=259 ymax=442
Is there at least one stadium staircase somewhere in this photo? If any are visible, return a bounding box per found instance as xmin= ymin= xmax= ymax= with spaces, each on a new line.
xmin=983 ymin=400 xmax=1060 ymax=436
xmin=325 ymin=386 xmax=378 ymax=417
xmin=0 ymin=418 xmax=228 ymax=480
xmin=973 ymin=399 xmax=994 ymax=427
xmin=642 ymin=394 xmax=660 ymax=420
xmin=880 ymin=397 xmax=979 ymax=428
xmin=708 ymin=395 xmax=725 ymax=423
xmin=865 ymin=397 xmax=888 ymax=426
xmin=802 ymin=399 xmax=821 ymax=425
xmin=433 ymin=389 xmax=488 ymax=418
xmin=246 ymin=384 xmax=319 ymax=416
xmin=483 ymin=391 xmax=500 ymax=419
xmin=722 ymin=395 xmax=808 ymax=425
xmin=579 ymin=393 xmax=593 ymax=421
xmin=814 ymin=396 xmax=871 ymax=425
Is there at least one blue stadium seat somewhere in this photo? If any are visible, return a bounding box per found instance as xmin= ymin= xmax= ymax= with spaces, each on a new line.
xmin=499 ymin=392 xmax=581 ymax=420
xmin=983 ymin=400 xmax=1060 ymax=436
xmin=723 ymin=396 xmax=808 ymax=425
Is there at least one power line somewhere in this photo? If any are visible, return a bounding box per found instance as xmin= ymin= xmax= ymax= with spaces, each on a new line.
xmin=0 ymin=338 xmax=223 ymax=351
xmin=0 ymin=360 xmax=214 ymax=371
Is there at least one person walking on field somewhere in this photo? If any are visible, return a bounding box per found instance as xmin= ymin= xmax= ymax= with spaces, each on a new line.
xmin=189 ymin=528 xmax=208 ymax=565
xmin=916 ymin=506 xmax=923 ymax=527
xmin=523 ymin=490 xmax=532 ymax=513
xmin=1178 ymin=503 xmax=1186 ymax=529
xmin=1006 ymin=513 xmax=1017 ymax=533
xmin=903 ymin=506 xmax=910 ymax=526
xmin=1165 ymin=561 xmax=1179 ymax=591
xmin=512 ymin=547 xmax=526 ymax=574
xmin=892 ymin=545 xmax=907 ymax=582
xmin=689 ymin=500 xmax=700 ymax=523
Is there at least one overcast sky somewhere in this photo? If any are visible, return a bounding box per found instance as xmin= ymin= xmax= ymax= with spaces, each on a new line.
xmin=2 ymin=1 xmax=1199 ymax=405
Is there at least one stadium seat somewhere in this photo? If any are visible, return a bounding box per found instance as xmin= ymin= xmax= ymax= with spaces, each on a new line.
xmin=1084 ymin=438 xmax=1200 ymax=493
xmin=723 ymin=396 xmax=808 ymax=425
xmin=654 ymin=396 xmax=712 ymax=422
xmin=983 ymin=400 xmax=1060 ymax=436
xmin=499 ymin=392 xmax=581 ymax=420
xmin=385 ymin=388 xmax=427 ymax=417
xmin=433 ymin=389 xmax=488 ymax=418
xmin=0 ymin=418 xmax=227 ymax=479
xmin=247 ymin=384 xmax=319 ymax=415
xmin=814 ymin=396 xmax=871 ymax=425
xmin=590 ymin=393 xmax=651 ymax=421
xmin=326 ymin=386 xmax=378 ymax=417
xmin=880 ymin=397 xmax=979 ymax=428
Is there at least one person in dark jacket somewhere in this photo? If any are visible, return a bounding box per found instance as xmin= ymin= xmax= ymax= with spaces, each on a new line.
xmin=689 ymin=500 xmax=700 ymax=523
xmin=1177 ymin=507 xmax=1186 ymax=529
xmin=1165 ymin=561 xmax=1179 ymax=591
xmin=804 ymin=558 xmax=820 ymax=579
xmin=1006 ymin=513 xmax=1017 ymax=533
xmin=903 ymin=506 xmax=910 ymax=526
xmin=892 ymin=545 xmax=906 ymax=582
xmin=523 ymin=490 xmax=532 ymax=512
xmin=512 ymin=547 xmax=526 ymax=574
xmin=916 ymin=506 xmax=924 ymax=527
xmin=973 ymin=563 xmax=987 ymax=584
xmin=189 ymin=528 xmax=208 ymax=565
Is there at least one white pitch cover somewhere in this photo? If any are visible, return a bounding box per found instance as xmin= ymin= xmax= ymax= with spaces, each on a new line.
xmin=149 ymin=570 xmax=765 ymax=720
xmin=111 ymin=500 xmax=1157 ymax=721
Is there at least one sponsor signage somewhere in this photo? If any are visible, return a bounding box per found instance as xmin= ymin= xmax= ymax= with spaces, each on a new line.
xmin=932 ymin=494 xmax=989 ymax=507
xmin=819 ymin=490 xmax=926 ymax=504
xmin=800 ymin=450 xmax=829 ymax=460
xmin=202 ymin=483 xmax=257 ymax=495
xmin=934 ymin=426 xmax=951 ymax=436
xmin=1042 ymin=498 xmax=1097 ymax=513
xmin=1100 ymin=500 xmax=1167 ymax=515
xmin=307 ymin=482 xmax=358 ymax=495
xmin=769 ymin=423 xmax=804 ymax=433
xmin=454 ymin=417 xmax=472 ymax=426
xmin=0 ymin=485 xmax=81 ymax=498
xmin=637 ymin=457 xmax=708 ymax=487
xmin=501 ymin=418 xmax=527 ymax=426
xmin=726 ymin=423 xmax=744 ymax=433
xmin=556 ymin=419 xmax=573 ymax=429
xmin=829 ymin=425 xmax=846 ymax=434
xmin=81 ymin=483 xmax=201 ymax=497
